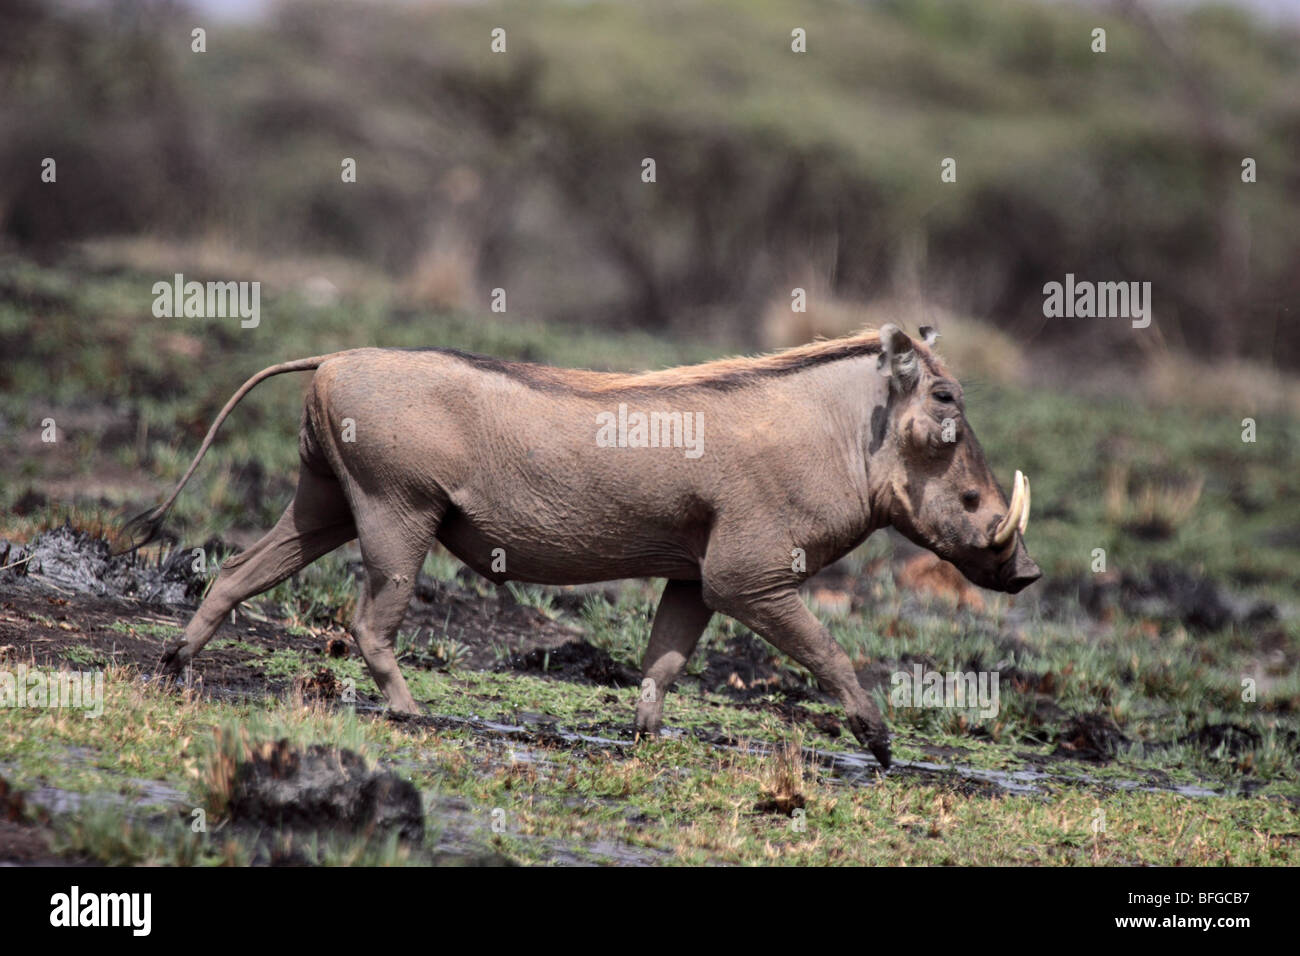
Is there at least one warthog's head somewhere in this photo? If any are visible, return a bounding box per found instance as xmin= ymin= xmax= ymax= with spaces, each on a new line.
xmin=874 ymin=324 xmax=1041 ymax=594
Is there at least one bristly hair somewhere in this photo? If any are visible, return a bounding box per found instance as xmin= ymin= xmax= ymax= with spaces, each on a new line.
xmin=414 ymin=327 xmax=951 ymax=395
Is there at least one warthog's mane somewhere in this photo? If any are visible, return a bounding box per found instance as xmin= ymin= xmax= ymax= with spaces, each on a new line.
xmin=402 ymin=328 xmax=946 ymax=396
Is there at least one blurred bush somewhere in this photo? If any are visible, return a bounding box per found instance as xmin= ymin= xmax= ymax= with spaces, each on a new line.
xmin=0 ymin=0 xmax=1297 ymax=365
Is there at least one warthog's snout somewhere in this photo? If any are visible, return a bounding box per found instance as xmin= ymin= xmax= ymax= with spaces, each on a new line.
xmin=1001 ymin=546 xmax=1042 ymax=594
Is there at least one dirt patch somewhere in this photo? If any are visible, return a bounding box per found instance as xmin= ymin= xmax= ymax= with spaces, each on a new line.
xmin=0 ymin=525 xmax=593 ymax=708
xmin=1043 ymin=564 xmax=1277 ymax=633
xmin=1180 ymin=723 xmax=1262 ymax=757
xmin=401 ymin=574 xmax=585 ymax=670
xmin=699 ymin=632 xmax=823 ymax=703
xmin=9 ymin=489 xmax=48 ymax=517
xmin=0 ymin=777 xmax=62 ymax=865
xmin=0 ymin=580 xmax=300 ymax=699
xmin=747 ymin=698 xmax=842 ymax=739
xmin=505 ymin=641 xmax=640 ymax=687
xmin=1053 ymin=712 xmax=1130 ymax=761
xmin=753 ymin=790 xmax=807 ymax=815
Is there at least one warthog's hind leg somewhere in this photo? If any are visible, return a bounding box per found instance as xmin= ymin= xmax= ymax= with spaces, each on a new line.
xmin=159 ymin=468 xmax=356 ymax=679
xmin=635 ymin=579 xmax=713 ymax=738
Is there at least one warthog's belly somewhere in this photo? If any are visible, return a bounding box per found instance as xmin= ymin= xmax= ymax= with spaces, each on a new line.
xmin=434 ymin=507 xmax=704 ymax=586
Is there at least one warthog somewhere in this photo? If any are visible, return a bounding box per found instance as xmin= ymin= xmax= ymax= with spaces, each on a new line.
xmin=136 ymin=324 xmax=1039 ymax=768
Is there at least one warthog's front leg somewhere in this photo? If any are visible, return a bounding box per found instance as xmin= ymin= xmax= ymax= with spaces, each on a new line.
xmin=635 ymin=579 xmax=714 ymax=737
xmin=705 ymin=585 xmax=891 ymax=770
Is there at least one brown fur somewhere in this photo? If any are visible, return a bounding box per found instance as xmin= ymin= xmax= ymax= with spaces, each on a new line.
xmin=149 ymin=325 xmax=1039 ymax=769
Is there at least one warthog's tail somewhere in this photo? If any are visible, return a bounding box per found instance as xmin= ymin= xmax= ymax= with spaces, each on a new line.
xmin=118 ymin=354 xmax=346 ymax=553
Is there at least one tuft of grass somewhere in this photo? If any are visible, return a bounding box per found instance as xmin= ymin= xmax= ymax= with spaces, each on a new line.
xmin=52 ymin=803 xmax=207 ymax=867
xmin=505 ymin=582 xmax=559 ymax=619
xmin=579 ymin=591 xmax=655 ymax=669
xmin=755 ymin=724 xmax=811 ymax=817
xmin=1103 ymin=463 xmax=1205 ymax=540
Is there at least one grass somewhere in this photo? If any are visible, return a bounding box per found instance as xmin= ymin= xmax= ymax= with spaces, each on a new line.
xmin=2 ymin=666 xmax=1296 ymax=866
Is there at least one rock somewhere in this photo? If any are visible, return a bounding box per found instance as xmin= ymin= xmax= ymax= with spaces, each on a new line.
xmin=228 ymin=740 xmax=423 ymax=844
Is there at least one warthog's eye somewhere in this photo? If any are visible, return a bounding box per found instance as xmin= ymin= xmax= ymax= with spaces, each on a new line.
xmin=934 ymin=390 xmax=956 ymax=404
xmin=961 ymin=490 xmax=980 ymax=509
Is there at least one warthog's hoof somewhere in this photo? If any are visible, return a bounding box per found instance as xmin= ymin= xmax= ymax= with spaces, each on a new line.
xmin=634 ymin=702 xmax=663 ymax=741
xmin=869 ymin=738 xmax=892 ymax=771
xmin=633 ymin=724 xmax=660 ymax=744
xmin=845 ymin=713 xmax=891 ymax=771
xmin=156 ymin=639 xmax=191 ymax=680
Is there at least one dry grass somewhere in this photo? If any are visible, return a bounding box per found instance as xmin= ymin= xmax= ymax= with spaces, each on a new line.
xmin=1103 ymin=463 xmax=1204 ymax=540
xmin=195 ymin=723 xmax=254 ymax=818
xmin=403 ymin=226 xmax=481 ymax=311
xmin=755 ymin=725 xmax=811 ymax=817
xmin=1144 ymin=352 xmax=1300 ymax=418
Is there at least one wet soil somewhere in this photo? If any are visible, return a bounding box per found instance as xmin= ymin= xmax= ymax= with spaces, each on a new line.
xmin=0 ymin=776 xmax=62 ymax=866
xmin=1039 ymin=564 xmax=1279 ymax=634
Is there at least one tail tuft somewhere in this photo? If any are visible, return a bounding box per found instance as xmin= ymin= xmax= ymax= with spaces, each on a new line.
xmin=115 ymin=506 xmax=169 ymax=556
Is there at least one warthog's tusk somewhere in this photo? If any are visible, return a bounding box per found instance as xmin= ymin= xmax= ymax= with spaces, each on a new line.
xmin=1018 ymin=475 xmax=1031 ymax=536
xmin=993 ymin=470 xmax=1026 ymax=547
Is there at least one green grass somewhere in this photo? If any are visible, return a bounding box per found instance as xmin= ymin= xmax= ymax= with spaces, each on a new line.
xmin=2 ymin=667 xmax=1296 ymax=866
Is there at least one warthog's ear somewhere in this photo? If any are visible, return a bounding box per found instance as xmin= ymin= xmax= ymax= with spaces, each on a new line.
xmin=919 ymin=326 xmax=940 ymax=346
xmin=876 ymin=323 xmax=920 ymax=391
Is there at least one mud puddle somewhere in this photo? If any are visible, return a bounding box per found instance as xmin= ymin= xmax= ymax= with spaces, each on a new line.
xmin=368 ymin=704 xmax=1228 ymax=800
